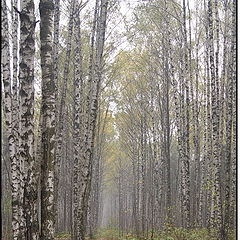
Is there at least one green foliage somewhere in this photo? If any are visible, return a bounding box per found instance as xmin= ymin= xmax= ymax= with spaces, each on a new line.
xmin=95 ymin=227 xmax=120 ymax=239
xmin=94 ymin=227 xmax=236 ymax=240
xmin=54 ymin=232 xmax=71 ymax=239
xmin=154 ymin=227 xmax=216 ymax=240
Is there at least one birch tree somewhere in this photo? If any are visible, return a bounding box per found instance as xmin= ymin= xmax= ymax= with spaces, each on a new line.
xmin=224 ymin=0 xmax=236 ymax=235
xmin=18 ymin=0 xmax=38 ymax=238
xmin=72 ymin=2 xmax=83 ymax=238
xmin=39 ymin=0 xmax=55 ymax=239
xmin=55 ymin=0 xmax=75 ymax=204
xmin=74 ymin=1 xmax=109 ymax=239
xmin=207 ymin=0 xmax=223 ymax=238
xmin=2 ymin=1 xmax=21 ymax=239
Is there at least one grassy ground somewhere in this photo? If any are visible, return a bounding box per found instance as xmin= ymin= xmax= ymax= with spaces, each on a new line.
xmin=94 ymin=227 xmax=236 ymax=240
xmin=55 ymin=227 xmax=236 ymax=240
xmin=55 ymin=232 xmax=71 ymax=240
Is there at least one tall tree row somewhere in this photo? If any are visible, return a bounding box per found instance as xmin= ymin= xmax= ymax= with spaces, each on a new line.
xmin=2 ymin=0 xmax=110 ymax=239
xmin=100 ymin=1 xmax=236 ymax=239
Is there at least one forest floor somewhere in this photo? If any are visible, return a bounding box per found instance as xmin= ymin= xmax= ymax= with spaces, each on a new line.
xmin=54 ymin=227 xmax=236 ymax=240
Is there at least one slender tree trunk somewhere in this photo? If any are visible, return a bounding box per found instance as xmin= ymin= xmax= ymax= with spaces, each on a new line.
xmin=208 ymin=0 xmax=223 ymax=238
xmin=55 ymin=0 xmax=75 ymax=206
xmin=11 ymin=4 xmax=21 ymax=229
xmin=161 ymin=16 xmax=172 ymax=222
xmin=19 ymin=0 xmax=39 ymax=239
xmin=39 ymin=0 xmax=56 ymax=239
xmin=2 ymin=1 xmax=21 ymax=239
xmin=52 ymin=0 xmax=60 ymax=97
xmin=11 ymin=1 xmax=22 ymax=233
xmin=180 ymin=0 xmax=190 ymax=228
xmin=76 ymin=1 xmax=108 ymax=239
xmin=52 ymin=0 xmax=61 ymax=226
xmin=224 ymin=0 xmax=236 ymax=234
xmin=72 ymin=3 xmax=83 ymax=239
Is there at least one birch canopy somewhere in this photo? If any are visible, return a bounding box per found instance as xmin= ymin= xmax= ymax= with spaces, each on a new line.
xmin=1 ymin=0 xmax=236 ymax=240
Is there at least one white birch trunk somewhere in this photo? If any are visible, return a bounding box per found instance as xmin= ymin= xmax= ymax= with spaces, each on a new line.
xmin=2 ymin=1 xmax=21 ymax=239
xmin=19 ymin=0 xmax=39 ymax=239
xmin=39 ymin=0 xmax=55 ymax=239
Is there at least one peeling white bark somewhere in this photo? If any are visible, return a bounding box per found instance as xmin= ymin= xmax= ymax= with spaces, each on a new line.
xmin=19 ymin=0 xmax=39 ymax=239
xmin=39 ymin=1 xmax=56 ymax=239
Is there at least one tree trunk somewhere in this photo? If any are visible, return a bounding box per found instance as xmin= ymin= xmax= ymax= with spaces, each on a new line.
xmin=72 ymin=3 xmax=83 ymax=239
xmin=208 ymin=0 xmax=223 ymax=238
xmin=55 ymin=0 xmax=75 ymax=207
xmin=39 ymin=0 xmax=56 ymax=239
xmin=224 ymin=0 xmax=236 ymax=234
xmin=19 ymin=0 xmax=39 ymax=239
xmin=2 ymin=1 xmax=21 ymax=239
xmin=76 ymin=1 xmax=108 ymax=239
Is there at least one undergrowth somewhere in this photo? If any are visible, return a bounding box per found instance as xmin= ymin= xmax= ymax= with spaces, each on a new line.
xmin=95 ymin=227 xmax=236 ymax=240
xmin=55 ymin=232 xmax=71 ymax=239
